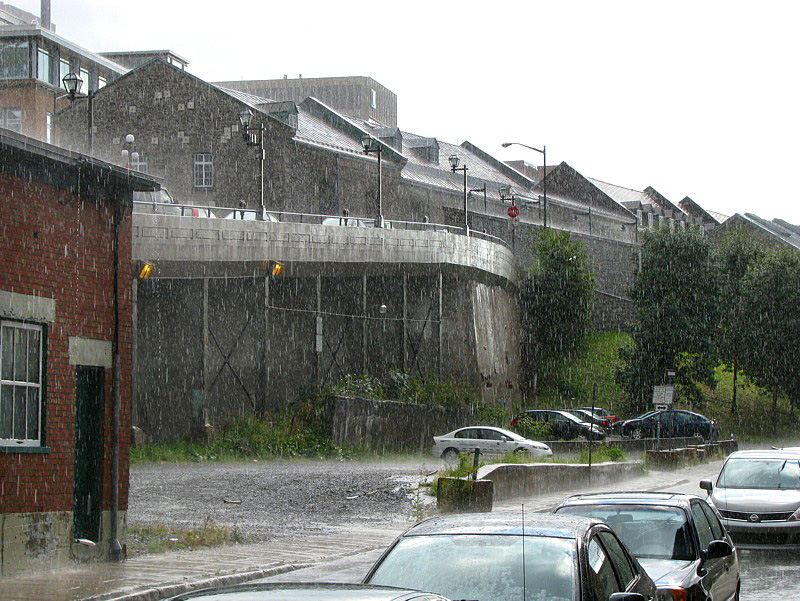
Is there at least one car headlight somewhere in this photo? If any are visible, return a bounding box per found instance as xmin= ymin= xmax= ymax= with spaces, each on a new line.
xmin=656 ymin=588 xmax=688 ymax=601
xmin=787 ymin=507 xmax=800 ymax=521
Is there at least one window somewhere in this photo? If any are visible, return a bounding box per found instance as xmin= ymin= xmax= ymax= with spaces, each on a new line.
xmin=193 ymin=153 xmax=213 ymax=187
xmin=0 ymin=40 xmax=29 ymax=79
xmin=130 ymin=153 xmax=148 ymax=173
xmin=98 ymin=75 xmax=107 ymax=89
xmin=691 ymin=502 xmax=715 ymax=550
xmin=46 ymin=112 xmax=53 ymax=143
xmin=1 ymin=320 xmax=45 ymax=446
xmin=587 ymin=536 xmax=621 ymax=600
xmin=371 ymin=88 xmax=377 ymax=109
xmin=699 ymin=500 xmax=726 ymax=541
xmin=597 ymin=531 xmax=636 ymax=588
xmin=59 ymin=58 xmax=70 ymax=89
xmin=37 ymin=48 xmax=51 ymax=84
xmin=0 ymin=107 xmax=22 ymax=132
xmin=80 ymin=67 xmax=89 ymax=92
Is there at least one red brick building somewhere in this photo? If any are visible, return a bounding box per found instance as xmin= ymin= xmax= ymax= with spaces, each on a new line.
xmin=0 ymin=130 xmax=158 ymax=575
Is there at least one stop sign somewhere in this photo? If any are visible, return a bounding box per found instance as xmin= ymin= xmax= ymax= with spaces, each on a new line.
xmin=507 ymin=205 xmax=519 ymax=218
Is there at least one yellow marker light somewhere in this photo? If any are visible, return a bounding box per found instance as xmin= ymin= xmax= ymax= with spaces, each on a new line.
xmin=270 ymin=261 xmax=284 ymax=278
xmin=136 ymin=261 xmax=154 ymax=280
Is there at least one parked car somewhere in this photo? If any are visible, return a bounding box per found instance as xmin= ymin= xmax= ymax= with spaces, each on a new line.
xmin=568 ymin=408 xmax=613 ymax=432
xmin=322 ymin=216 xmax=393 ymax=228
xmin=132 ymin=187 xmax=181 ymax=215
xmin=165 ymin=583 xmax=450 ymax=601
xmin=701 ymin=448 xmax=800 ymax=547
xmin=511 ymin=409 xmax=606 ymax=441
xmin=364 ymin=512 xmax=657 ymax=601
xmin=554 ymin=492 xmax=740 ymax=601
xmin=432 ymin=426 xmax=552 ymax=461
xmin=221 ymin=209 xmax=279 ymax=221
xmin=619 ymin=409 xmax=718 ymax=441
xmin=578 ymin=406 xmax=618 ymax=424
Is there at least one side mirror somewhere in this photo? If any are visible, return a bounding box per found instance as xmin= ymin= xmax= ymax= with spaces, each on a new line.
xmin=699 ymin=479 xmax=713 ymax=492
xmin=704 ymin=539 xmax=733 ymax=560
xmin=608 ymin=593 xmax=645 ymax=601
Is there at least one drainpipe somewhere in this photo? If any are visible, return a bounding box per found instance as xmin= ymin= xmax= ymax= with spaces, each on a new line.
xmin=110 ymin=201 xmax=123 ymax=561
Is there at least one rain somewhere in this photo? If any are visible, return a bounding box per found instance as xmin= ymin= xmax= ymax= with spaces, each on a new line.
xmin=2 ymin=2 xmax=800 ymax=600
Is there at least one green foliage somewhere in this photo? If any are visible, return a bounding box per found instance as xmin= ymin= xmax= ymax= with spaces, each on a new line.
xmin=130 ymin=413 xmax=360 ymax=463
xmin=331 ymin=369 xmax=478 ymax=407
xmin=513 ymin=415 xmax=552 ymax=441
xmin=474 ymin=403 xmax=508 ymax=427
xmin=536 ymin=331 xmax=629 ymax=410
xmin=430 ymin=452 xmax=485 ymax=495
xmin=739 ymin=246 xmax=800 ymax=418
xmin=617 ymin=226 xmax=720 ymax=414
xmin=579 ymin=444 xmax=625 ymax=463
xmin=522 ymin=229 xmax=595 ymax=394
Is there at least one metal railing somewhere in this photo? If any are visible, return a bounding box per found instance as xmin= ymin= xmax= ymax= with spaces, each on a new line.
xmin=132 ymin=202 xmax=511 ymax=248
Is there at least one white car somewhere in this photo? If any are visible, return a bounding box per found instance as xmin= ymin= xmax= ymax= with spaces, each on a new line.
xmin=432 ymin=426 xmax=552 ymax=461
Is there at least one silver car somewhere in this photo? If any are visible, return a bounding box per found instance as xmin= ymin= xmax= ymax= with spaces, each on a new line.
xmin=432 ymin=425 xmax=552 ymax=461
xmin=701 ymin=448 xmax=800 ymax=547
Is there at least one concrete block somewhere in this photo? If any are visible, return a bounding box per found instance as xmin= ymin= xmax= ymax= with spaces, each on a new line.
xmin=437 ymin=477 xmax=493 ymax=513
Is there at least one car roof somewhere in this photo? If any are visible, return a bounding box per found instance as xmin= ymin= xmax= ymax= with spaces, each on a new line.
xmin=726 ymin=449 xmax=800 ymax=460
xmin=401 ymin=511 xmax=600 ymax=539
xmin=166 ymin=583 xmax=448 ymax=600
xmin=557 ymin=491 xmax=703 ymax=508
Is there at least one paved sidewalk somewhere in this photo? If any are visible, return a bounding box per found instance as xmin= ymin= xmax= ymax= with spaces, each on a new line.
xmin=0 ymin=460 xmax=722 ymax=601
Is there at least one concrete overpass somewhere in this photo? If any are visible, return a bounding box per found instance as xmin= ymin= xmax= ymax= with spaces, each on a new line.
xmin=131 ymin=213 xmax=524 ymax=442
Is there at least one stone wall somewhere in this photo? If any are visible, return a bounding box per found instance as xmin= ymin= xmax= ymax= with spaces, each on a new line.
xmin=321 ymin=396 xmax=474 ymax=454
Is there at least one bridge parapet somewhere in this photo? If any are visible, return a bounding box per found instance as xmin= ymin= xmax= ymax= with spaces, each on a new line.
xmin=132 ymin=213 xmax=522 ymax=286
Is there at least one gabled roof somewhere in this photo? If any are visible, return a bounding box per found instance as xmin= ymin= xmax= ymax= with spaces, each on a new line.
xmin=543 ymin=163 xmax=636 ymax=220
xmin=587 ymin=178 xmax=649 ymax=206
xmin=679 ymin=196 xmax=720 ymax=225
xmin=712 ymin=213 xmax=800 ymax=251
xmin=644 ymin=186 xmax=687 ymax=217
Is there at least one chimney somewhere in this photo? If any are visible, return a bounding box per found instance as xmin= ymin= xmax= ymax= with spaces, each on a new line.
xmin=40 ymin=0 xmax=51 ymax=30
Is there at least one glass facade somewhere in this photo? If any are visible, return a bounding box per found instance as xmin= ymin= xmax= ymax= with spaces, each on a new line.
xmin=59 ymin=58 xmax=70 ymax=89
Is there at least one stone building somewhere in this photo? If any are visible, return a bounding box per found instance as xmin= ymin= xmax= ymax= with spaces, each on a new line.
xmin=0 ymin=129 xmax=159 ymax=575
xmin=216 ymin=75 xmax=398 ymax=127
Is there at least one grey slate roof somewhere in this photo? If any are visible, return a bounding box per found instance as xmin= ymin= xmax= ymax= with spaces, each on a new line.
xmin=588 ymin=178 xmax=649 ymax=206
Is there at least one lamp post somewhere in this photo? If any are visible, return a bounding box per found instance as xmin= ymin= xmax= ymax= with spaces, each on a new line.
xmin=502 ymin=141 xmax=547 ymax=228
xmin=469 ymin=184 xmax=487 ymax=215
xmin=62 ymin=71 xmax=97 ymax=156
xmin=449 ymin=154 xmax=469 ymax=236
xmin=500 ymin=184 xmax=518 ymax=251
xmin=360 ymin=135 xmax=383 ymax=228
xmin=238 ymin=108 xmax=267 ymax=221
xmin=120 ymin=134 xmax=138 ymax=170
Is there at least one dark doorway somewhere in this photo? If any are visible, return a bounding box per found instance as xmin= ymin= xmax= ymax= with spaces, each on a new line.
xmin=73 ymin=366 xmax=104 ymax=543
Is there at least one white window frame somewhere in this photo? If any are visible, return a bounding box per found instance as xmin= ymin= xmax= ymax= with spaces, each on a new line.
xmin=0 ymin=320 xmax=44 ymax=447
xmin=193 ymin=153 xmax=213 ymax=188
xmin=131 ymin=153 xmax=148 ymax=174
xmin=37 ymin=47 xmax=51 ymax=84
xmin=371 ymin=89 xmax=377 ymax=109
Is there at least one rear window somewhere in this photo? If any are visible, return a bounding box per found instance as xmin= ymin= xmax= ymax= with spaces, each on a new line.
xmin=368 ymin=534 xmax=576 ymax=601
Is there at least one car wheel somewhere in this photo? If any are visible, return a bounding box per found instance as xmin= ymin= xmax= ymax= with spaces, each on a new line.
xmin=442 ymin=448 xmax=459 ymax=462
xmin=630 ymin=427 xmax=644 ymax=440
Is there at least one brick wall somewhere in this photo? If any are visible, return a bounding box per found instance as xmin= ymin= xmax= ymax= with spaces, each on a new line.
xmin=0 ymin=173 xmax=132 ymax=515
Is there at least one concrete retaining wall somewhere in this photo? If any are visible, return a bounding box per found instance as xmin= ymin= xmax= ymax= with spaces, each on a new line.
xmin=321 ymin=395 xmax=473 ymax=453
xmin=480 ymin=461 xmax=644 ymax=502
xmin=546 ymin=436 xmax=716 ymax=455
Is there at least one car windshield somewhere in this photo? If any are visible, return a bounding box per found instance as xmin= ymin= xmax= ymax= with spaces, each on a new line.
xmin=560 ymin=412 xmax=582 ymax=424
xmin=368 ymin=534 xmax=576 ymax=601
xmin=717 ymin=458 xmax=800 ymax=490
xmin=556 ymin=504 xmax=694 ymax=560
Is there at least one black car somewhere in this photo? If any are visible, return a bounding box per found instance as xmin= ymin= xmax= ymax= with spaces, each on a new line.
xmin=554 ymin=492 xmax=740 ymax=601
xmin=568 ymin=408 xmax=613 ymax=432
xmin=512 ymin=409 xmax=606 ymax=441
xmin=364 ymin=511 xmax=656 ymax=601
xmin=619 ymin=409 xmax=718 ymax=441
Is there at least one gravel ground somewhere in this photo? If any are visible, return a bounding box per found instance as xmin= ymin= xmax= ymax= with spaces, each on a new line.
xmin=128 ymin=457 xmax=441 ymax=543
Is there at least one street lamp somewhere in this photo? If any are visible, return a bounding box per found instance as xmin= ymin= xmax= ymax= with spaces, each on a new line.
xmin=469 ymin=184 xmax=487 ymax=215
xmin=502 ymin=141 xmax=547 ymax=228
xmin=449 ymin=154 xmax=469 ymax=236
xmin=62 ymin=71 xmax=97 ymax=155
xmin=360 ymin=135 xmax=383 ymax=228
xmin=120 ymin=134 xmax=138 ymax=170
xmin=238 ymin=108 xmax=267 ymax=221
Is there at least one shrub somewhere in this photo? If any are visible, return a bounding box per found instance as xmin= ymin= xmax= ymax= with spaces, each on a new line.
xmin=514 ymin=416 xmax=552 ymax=441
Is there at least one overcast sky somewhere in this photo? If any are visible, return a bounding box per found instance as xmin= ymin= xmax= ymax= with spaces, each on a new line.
xmin=18 ymin=0 xmax=800 ymax=224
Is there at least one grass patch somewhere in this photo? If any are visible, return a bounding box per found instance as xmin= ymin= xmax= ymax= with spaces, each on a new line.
xmin=531 ymin=331 xmax=630 ymax=414
xmin=127 ymin=517 xmax=242 ymax=556
xmin=698 ymin=366 xmax=800 ymax=442
xmin=131 ymin=414 xmax=367 ymax=464
xmin=579 ymin=443 xmax=625 ymax=463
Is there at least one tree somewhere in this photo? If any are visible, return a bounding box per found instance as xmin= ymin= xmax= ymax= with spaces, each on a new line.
xmin=739 ymin=247 xmax=800 ymax=435
xmin=522 ymin=229 xmax=595 ymax=397
xmin=712 ymin=229 xmax=764 ymax=415
xmin=617 ymin=226 xmax=720 ymax=414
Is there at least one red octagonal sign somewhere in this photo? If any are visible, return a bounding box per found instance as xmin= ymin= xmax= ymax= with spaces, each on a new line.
xmin=507 ymin=205 xmax=520 ymax=218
